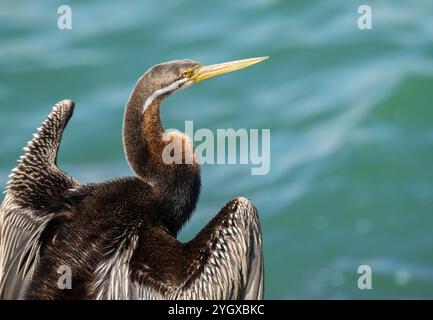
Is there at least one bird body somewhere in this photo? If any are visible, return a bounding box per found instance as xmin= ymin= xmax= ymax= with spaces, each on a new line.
xmin=0 ymin=58 xmax=266 ymax=300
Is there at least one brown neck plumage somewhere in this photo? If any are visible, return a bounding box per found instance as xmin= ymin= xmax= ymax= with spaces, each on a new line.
xmin=122 ymin=78 xmax=201 ymax=235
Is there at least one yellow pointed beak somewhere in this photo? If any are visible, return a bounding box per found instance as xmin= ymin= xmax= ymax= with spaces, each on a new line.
xmin=189 ymin=56 xmax=268 ymax=83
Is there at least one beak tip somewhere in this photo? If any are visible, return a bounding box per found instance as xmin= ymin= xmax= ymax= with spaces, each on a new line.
xmin=252 ymin=56 xmax=269 ymax=65
xmin=256 ymin=56 xmax=269 ymax=62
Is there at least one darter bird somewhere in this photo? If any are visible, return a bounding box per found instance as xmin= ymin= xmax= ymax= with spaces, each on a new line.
xmin=0 ymin=57 xmax=267 ymax=299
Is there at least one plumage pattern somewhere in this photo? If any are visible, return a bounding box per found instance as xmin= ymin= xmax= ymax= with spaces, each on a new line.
xmin=0 ymin=100 xmax=78 ymax=299
xmin=91 ymin=197 xmax=263 ymax=300
xmin=174 ymin=198 xmax=263 ymax=300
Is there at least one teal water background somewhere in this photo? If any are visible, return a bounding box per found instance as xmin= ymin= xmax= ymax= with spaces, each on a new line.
xmin=1 ymin=0 xmax=433 ymax=299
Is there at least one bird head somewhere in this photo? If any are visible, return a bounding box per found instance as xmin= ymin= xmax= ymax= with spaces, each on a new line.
xmin=140 ymin=57 xmax=268 ymax=111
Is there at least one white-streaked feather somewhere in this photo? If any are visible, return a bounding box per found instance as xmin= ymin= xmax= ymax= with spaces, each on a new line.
xmin=142 ymin=79 xmax=191 ymax=113
xmin=92 ymin=197 xmax=263 ymax=300
xmin=0 ymin=100 xmax=78 ymax=299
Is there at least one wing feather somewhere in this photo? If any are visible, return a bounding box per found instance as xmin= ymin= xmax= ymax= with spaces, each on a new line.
xmin=0 ymin=100 xmax=78 ymax=299
xmin=92 ymin=197 xmax=264 ymax=300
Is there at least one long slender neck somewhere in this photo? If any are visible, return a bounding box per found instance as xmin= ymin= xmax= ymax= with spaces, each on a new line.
xmin=123 ymin=79 xmax=201 ymax=235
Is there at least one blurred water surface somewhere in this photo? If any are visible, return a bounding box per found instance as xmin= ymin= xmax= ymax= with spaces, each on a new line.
xmin=1 ymin=0 xmax=433 ymax=299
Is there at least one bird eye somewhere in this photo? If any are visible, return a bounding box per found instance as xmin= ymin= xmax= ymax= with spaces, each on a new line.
xmin=181 ymin=67 xmax=197 ymax=80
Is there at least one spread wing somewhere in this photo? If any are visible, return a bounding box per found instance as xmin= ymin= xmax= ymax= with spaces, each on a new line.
xmin=0 ymin=100 xmax=78 ymax=299
xmin=92 ymin=197 xmax=264 ymax=300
